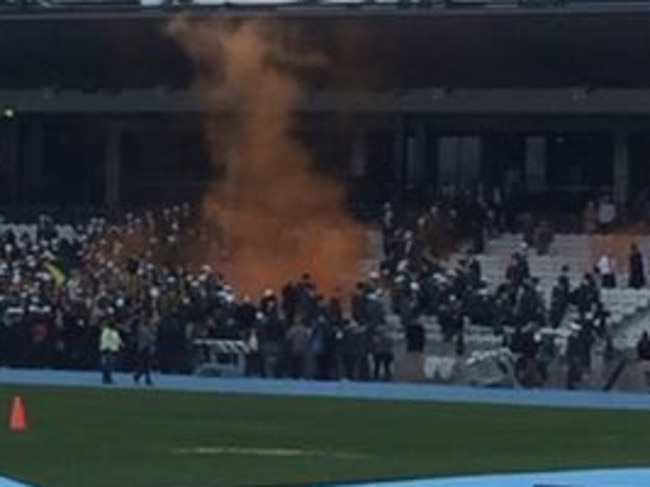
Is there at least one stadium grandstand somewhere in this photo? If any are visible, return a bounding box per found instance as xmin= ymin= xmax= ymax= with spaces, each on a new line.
xmin=0 ymin=0 xmax=650 ymax=386
xmin=1 ymin=1 xmax=650 ymax=486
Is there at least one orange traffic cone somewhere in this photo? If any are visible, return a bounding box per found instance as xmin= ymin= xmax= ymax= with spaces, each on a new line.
xmin=9 ymin=396 xmax=27 ymax=432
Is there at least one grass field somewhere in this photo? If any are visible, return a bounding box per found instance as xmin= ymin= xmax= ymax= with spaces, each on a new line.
xmin=1 ymin=384 xmax=649 ymax=487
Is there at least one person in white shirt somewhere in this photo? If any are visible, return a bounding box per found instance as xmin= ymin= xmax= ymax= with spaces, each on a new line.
xmin=597 ymin=196 xmax=616 ymax=233
xmin=100 ymin=321 xmax=123 ymax=384
xmin=596 ymin=253 xmax=617 ymax=288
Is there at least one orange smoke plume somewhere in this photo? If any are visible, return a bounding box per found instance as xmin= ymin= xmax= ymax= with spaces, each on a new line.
xmin=168 ymin=18 xmax=367 ymax=296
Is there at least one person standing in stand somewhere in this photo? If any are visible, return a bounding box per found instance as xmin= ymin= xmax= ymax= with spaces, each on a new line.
xmin=629 ymin=243 xmax=647 ymax=289
xmin=597 ymin=195 xmax=617 ymax=233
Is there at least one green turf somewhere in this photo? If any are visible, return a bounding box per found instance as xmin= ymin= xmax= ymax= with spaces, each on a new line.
xmin=0 ymin=384 xmax=648 ymax=487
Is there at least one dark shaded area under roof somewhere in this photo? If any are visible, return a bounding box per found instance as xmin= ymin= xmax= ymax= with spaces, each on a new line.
xmin=0 ymin=8 xmax=650 ymax=90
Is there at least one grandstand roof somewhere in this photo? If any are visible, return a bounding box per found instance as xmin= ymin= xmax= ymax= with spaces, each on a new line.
xmin=1 ymin=7 xmax=650 ymax=90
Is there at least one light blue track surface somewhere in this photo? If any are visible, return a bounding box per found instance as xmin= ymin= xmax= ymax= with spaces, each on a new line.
xmin=0 ymin=477 xmax=31 ymax=487
xmin=2 ymin=368 xmax=650 ymax=411
xmin=2 ymin=369 xmax=650 ymax=487
xmin=350 ymin=468 xmax=650 ymax=486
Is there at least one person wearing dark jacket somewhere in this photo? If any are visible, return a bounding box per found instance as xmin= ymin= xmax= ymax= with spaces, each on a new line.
xmin=573 ymin=274 xmax=600 ymax=315
xmin=133 ymin=311 xmax=157 ymax=385
xmin=281 ymin=281 xmax=297 ymax=326
xmin=310 ymin=316 xmax=332 ymax=380
xmin=637 ymin=332 xmax=650 ymax=361
xmin=629 ymin=244 xmax=647 ymax=289
xmin=286 ymin=321 xmax=310 ymax=379
xmin=565 ymin=325 xmax=583 ymax=389
xmin=636 ymin=331 xmax=650 ymax=389
xmin=372 ymin=328 xmax=394 ymax=381
xmin=549 ymin=276 xmax=570 ymax=328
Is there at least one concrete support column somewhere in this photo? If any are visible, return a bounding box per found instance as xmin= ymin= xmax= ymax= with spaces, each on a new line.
xmin=525 ymin=136 xmax=547 ymax=193
xmin=437 ymin=136 xmax=481 ymax=188
xmin=392 ymin=116 xmax=407 ymax=201
xmin=460 ymin=136 xmax=481 ymax=187
xmin=613 ymin=131 xmax=630 ymax=207
xmin=405 ymin=123 xmax=426 ymax=189
xmin=23 ymin=119 xmax=44 ymax=203
xmin=437 ymin=136 xmax=456 ymax=186
xmin=104 ymin=123 xmax=122 ymax=209
xmin=0 ymin=119 xmax=19 ymax=204
xmin=350 ymin=131 xmax=367 ymax=179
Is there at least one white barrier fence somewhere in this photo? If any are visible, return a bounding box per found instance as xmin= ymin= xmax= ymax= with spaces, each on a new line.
xmin=192 ymin=339 xmax=249 ymax=377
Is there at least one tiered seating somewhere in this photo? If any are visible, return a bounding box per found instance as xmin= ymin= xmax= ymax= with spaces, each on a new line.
xmin=364 ymin=230 xmax=650 ymax=354
xmin=382 ymin=297 xmax=504 ymax=352
xmin=478 ymin=233 xmax=650 ymax=330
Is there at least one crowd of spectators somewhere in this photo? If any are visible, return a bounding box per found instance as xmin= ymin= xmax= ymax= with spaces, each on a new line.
xmin=0 ymin=189 xmax=498 ymax=383
xmin=0 ymin=205 xmax=400 ymax=383
xmin=376 ymin=193 xmax=618 ymax=388
xmin=0 ymin=189 xmax=646 ymax=389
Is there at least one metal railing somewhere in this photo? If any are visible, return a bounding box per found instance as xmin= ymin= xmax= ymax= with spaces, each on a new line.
xmin=3 ymin=0 xmax=650 ymax=14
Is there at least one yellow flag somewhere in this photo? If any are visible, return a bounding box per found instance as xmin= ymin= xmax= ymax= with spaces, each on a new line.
xmin=43 ymin=262 xmax=66 ymax=287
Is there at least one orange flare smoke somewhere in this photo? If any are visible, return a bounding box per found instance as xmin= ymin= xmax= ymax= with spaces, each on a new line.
xmin=168 ymin=18 xmax=367 ymax=296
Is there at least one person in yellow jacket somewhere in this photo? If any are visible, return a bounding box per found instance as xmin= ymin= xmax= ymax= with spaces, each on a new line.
xmin=100 ymin=321 xmax=123 ymax=385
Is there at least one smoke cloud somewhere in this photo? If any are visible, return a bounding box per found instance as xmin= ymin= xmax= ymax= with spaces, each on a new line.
xmin=168 ymin=18 xmax=367 ymax=296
